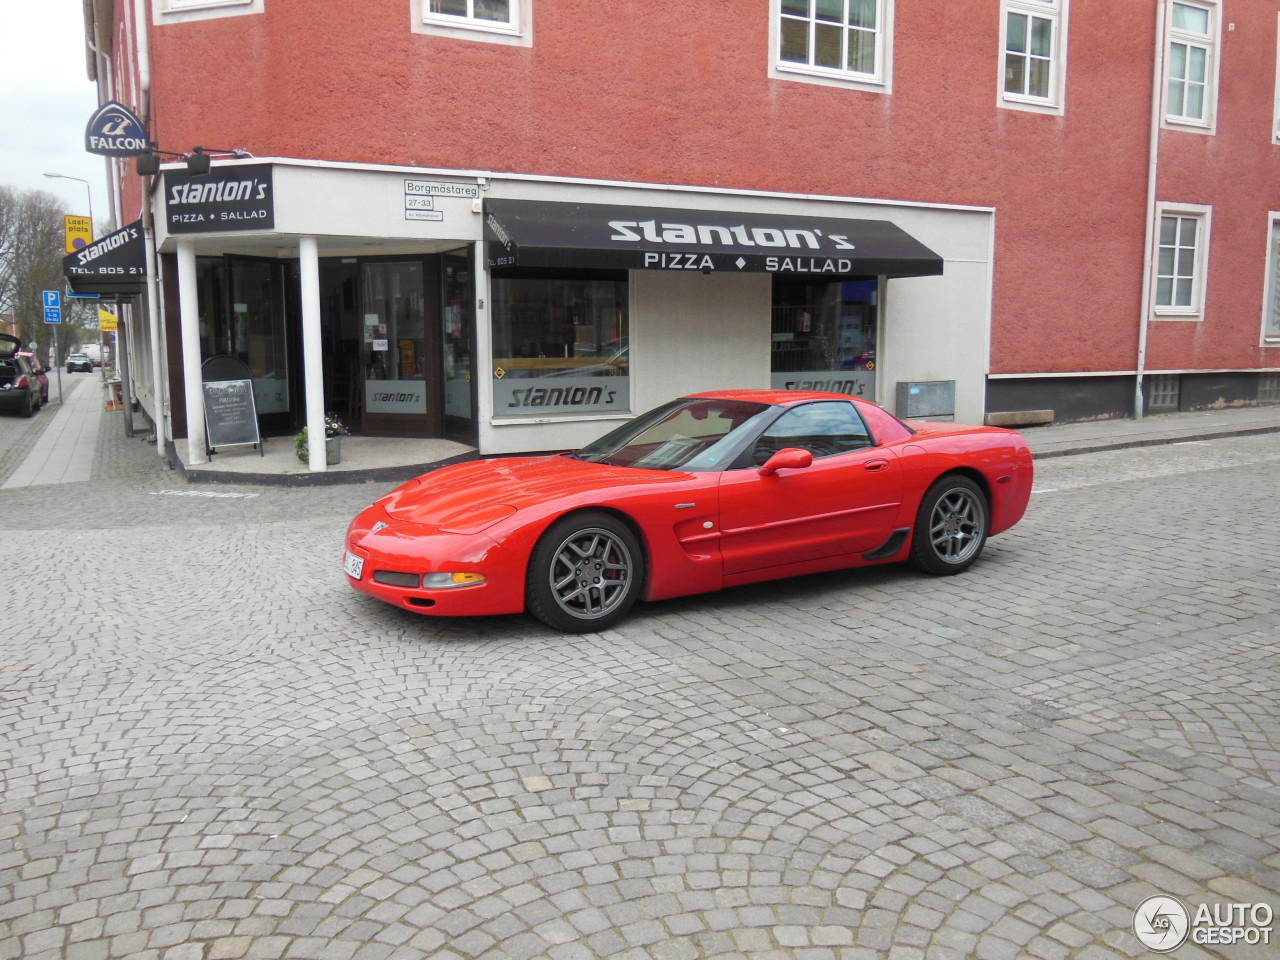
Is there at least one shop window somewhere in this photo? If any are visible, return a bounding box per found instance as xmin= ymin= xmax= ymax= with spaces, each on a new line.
xmin=491 ymin=275 xmax=629 ymax=417
xmin=414 ymin=0 xmax=529 ymax=44
xmin=361 ymin=261 xmax=428 ymax=418
xmin=770 ymin=278 xmax=878 ymax=401
xmin=1163 ymin=1 xmax=1219 ymax=133
xmin=1000 ymin=0 xmax=1067 ymax=114
xmin=772 ymin=0 xmax=893 ymax=93
xmin=442 ymin=249 xmax=474 ymax=425
xmin=1264 ymin=217 xmax=1280 ymax=343
xmin=1153 ymin=204 xmax=1210 ymax=319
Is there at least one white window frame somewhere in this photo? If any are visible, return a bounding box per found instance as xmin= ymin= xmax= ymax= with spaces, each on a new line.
xmin=999 ymin=0 xmax=1068 ymax=115
xmin=1262 ymin=215 xmax=1280 ymax=344
xmin=1161 ymin=0 xmax=1220 ymax=135
xmin=154 ymin=0 xmax=261 ymax=23
xmin=769 ymin=0 xmax=894 ymax=95
xmin=413 ymin=0 xmax=530 ymax=46
xmin=1152 ymin=202 xmax=1211 ymax=321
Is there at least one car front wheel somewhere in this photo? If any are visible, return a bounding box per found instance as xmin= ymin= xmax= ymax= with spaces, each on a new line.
xmin=909 ymin=475 xmax=989 ymax=575
xmin=526 ymin=511 xmax=644 ymax=633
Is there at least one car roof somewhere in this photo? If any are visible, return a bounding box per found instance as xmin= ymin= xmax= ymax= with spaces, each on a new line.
xmin=685 ymin=388 xmax=876 ymax=408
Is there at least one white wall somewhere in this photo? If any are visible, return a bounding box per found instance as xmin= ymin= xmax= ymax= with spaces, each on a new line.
xmin=478 ymin=270 xmax=771 ymax=456
xmin=630 ymin=271 xmax=772 ymax=413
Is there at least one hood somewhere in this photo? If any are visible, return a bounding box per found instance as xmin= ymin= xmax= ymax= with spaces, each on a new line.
xmin=0 ymin=333 xmax=19 ymax=359
xmin=380 ymin=454 xmax=688 ymax=533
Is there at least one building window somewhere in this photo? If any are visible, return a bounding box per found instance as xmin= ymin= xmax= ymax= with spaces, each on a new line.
xmin=491 ymin=275 xmax=629 ymax=417
xmin=1274 ymin=14 xmax=1280 ymax=144
xmin=772 ymin=0 xmax=892 ymax=92
xmin=412 ymin=0 xmax=529 ymax=45
xmin=425 ymin=0 xmax=517 ymax=31
xmin=1147 ymin=374 xmax=1180 ymax=412
xmin=1264 ymin=217 xmax=1280 ymax=343
xmin=155 ymin=0 xmax=261 ymax=21
xmin=1163 ymin=1 xmax=1219 ymax=132
xmin=1153 ymin=204 xmax=1210 ymax=319
xmin=770 ymin=279 xmax=879 ymax=402
xmin=1000 ymin=0 xmax=1067 ymax=113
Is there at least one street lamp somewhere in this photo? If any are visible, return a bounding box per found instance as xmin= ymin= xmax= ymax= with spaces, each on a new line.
xmin=42 ymin=172 xmax=95 ymax=235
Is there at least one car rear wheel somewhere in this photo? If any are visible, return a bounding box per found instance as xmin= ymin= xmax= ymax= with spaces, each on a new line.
xmin=909 ymin=475 xmax=989 ymax=575
xmin=526 ymin=511 xmax=644 ymax=633
xmin=22 ymin=393 xmax=35 ymax=417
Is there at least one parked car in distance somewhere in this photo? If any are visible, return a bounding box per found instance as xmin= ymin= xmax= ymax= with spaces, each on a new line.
xmin=0 ymin=334 xmax=44 ymax=416
xmin=344 ymin=390 xmax=1035 ymax=632
xmin=66 ymin=353 xmax=93 ymax=373
xmin=17 ymin=351 xmax=50 ymax=406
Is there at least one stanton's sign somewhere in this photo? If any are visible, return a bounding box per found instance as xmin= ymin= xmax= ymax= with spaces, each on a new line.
xmin=84 ymin=101 xmax=150 ymax=157
xmin=163 ymin=164 xmax=275 ymax=233
xmin=62 ymin=220 xmax=146 ymax=295
xmin=483 ymin=199 xmax=945 ymax=278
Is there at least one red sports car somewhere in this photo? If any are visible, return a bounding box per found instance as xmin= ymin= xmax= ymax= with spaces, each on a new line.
xmin=344 ymin=390 xmax=1034 ymax=632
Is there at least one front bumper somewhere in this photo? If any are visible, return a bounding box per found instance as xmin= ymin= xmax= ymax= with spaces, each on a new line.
xmin=343 ymin=507 xmax=526 ymax=617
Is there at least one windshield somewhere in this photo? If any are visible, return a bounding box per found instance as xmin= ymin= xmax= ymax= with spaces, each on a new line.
xmin=575 ymin=398 xmax=773 ymax=471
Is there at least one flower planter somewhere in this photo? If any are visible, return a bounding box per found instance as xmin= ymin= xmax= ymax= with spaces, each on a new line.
xmin=325 ymin=435 xmax=341 ymax=465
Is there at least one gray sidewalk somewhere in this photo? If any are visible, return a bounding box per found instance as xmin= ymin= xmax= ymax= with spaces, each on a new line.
xmin=6 ymin=378 xmax=1280 ymax=487
xmin=1022 ymin=403 xmax=1280 ymax=458
xmin=1 ymin=376 xmax=103 ymax=489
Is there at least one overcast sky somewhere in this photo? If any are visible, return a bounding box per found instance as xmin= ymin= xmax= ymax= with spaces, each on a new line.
xmin=0 ymin=0 xmax=112 ymax=227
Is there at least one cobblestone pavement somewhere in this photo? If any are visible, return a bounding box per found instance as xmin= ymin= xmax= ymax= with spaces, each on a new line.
xmin=0 ymin=420 xmax=1277 ymax=960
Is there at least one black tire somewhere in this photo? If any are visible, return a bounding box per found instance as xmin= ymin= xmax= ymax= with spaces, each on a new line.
xmin=22 ymin=393 xmax=34 ymax=418
xmin=909 ymin=475 xmax=989 ymax=575
xmin=526 ymin=511 xmax=644 ymax=633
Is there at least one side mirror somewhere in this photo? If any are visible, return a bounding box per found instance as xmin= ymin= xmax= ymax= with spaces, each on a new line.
xmin=759 ymin=447 xmax=813 ymax=477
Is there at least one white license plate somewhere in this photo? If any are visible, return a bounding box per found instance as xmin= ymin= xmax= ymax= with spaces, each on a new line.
xmin=343 ymin=550 xmax=364 ymax=580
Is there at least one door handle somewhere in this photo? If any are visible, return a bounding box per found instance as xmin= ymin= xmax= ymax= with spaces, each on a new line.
xmin=864 ymin=460 xmax=889 ymax=472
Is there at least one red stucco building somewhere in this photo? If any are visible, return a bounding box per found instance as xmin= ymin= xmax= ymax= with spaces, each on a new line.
xmin=81 ymin=0 xmax=1280 ymax=470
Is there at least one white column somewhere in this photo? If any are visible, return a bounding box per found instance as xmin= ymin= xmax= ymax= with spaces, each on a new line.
xmin=177 ymin=240 xmax=207 ymax=466
xmin=145 ymin=221 xmax=166 ymax=456
xmin=299 ymin=236 xmax=326 ymax=472
xmin=473 ymin=239 xmax=493 ymax=434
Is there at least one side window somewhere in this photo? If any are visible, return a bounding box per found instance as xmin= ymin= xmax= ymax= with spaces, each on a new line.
xmin=771 ymin=0 xmax=893 ymax=94
xmin=1163 ymin=0 xmax=1220 ymax=133
xmin=413 ymin=0 xmax=530 ymax=45
xmin=751 ymin=401 xmax=873 ymax=464
xmin=1153 ymin=203 xmax=1211 ymax=319
xmin=1000 ymin=0 xmax=1068 ymax=114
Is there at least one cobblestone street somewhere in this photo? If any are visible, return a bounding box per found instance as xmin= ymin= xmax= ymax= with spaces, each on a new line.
xmin=1 ymin=406 xmax=1277 ymax=959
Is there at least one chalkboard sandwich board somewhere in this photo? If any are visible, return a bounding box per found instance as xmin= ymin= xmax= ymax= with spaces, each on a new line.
xmin=201 ymin=356 xmax=264 ymax=456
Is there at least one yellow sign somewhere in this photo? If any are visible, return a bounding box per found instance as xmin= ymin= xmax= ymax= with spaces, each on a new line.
xmin=64 ymin=215 xmax=93 ymax=254
xmin=98 ymin=307 xmax=118 ymax=332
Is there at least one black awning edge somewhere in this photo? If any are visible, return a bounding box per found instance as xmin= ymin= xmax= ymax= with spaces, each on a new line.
xmin=62 ymin=220 xmax=146 ymax=296
xmin=484 ymin=199 xmax=944 ymax=278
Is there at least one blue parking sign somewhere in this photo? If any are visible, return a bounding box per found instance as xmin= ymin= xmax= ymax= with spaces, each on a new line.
xmin=42 ymin=290 xmax=62 ymax=324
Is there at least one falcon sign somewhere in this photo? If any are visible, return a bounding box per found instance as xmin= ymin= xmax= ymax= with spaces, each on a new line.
xmin=85 ymin=101 xmax=150 ymax=158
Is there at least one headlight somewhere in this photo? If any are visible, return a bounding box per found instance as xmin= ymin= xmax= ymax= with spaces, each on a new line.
xmin=422 ymin=572 xmax=486 ymax=588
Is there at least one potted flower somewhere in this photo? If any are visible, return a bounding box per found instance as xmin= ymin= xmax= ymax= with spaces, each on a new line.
xmin=294 ymin=413 xmax=348 ymax=464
